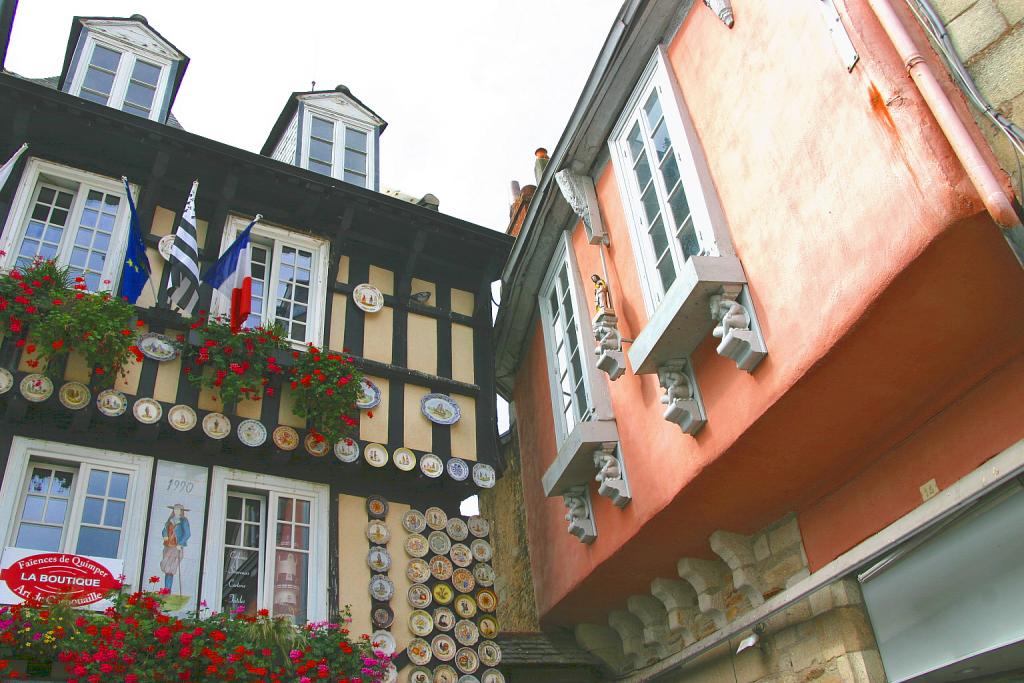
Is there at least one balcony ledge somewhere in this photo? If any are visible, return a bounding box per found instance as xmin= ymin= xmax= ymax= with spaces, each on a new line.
xmin=542 ymin=419 xmax=619 ymax=496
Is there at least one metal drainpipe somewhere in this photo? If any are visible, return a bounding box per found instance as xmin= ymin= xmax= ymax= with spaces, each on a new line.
xmin=866 ymin=0 xmax=1022 ymax=229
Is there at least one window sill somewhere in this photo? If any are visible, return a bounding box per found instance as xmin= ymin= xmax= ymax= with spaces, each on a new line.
xmin=541 ymin=419 xmax=619 ymax=496
xmin=628 ymin=255 xmax=747 ymax=375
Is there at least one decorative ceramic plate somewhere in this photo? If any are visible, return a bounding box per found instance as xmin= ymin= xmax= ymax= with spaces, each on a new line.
xmin=367 ymin=545 xmax=391 ymax=573
xmin=472 ymin=464 xmax=496 ymax=489
xmin=429 ymin=531 xmax=452 ymax=556
xmin=305 ymin=433 xmax=330 ymax=457
xmin=433 ymin=665 xmax=458 ymax=683
xmin=364 ymin=442 xmax=389 ymax=468
xmin=357 ymin=377 xmax=382 ymax=409
xmin=472 ymin=563 xmax=495 ymax=588
xmin=452 ymin=568 xmax=475 ymax=594
xmin=403 ymin=509 xmax=427 ymax=534
xmin=420 ymin=454 xmax=444 ymax=478
xmin=408 ymin=583 xmax=432 ymax=609
xmin=0 ymin=367 xmax=13 ymax=395
xmin=136 ymin=332 xmax=178 ymax=361
xmin=446 ymin=517 xmax=469 ymax=541
xmin=425 ymin=506 xmax=448 ymax=531
xmin=335 ymin=438 xmax=360 ymax=463
xmin=236 ymin=419 xmax=267 ymax=447
xmin=272 ymin=425 xmax=299 ymax=450
xmin=478 ymin=641 xmax=501 ymax=667
xmin=455 ymin=646 xmax=480 ymax=674
xmin=409 ymin=666 xmax=433 ymax=683
xmin=157 ymin=234 xmax=175 ymax=261
xmin=407 ymin=638 xmax=432 ymax=666
xmin=476 ymin=589 xmax=498 ymax=614
xmin=58 ymin=381 xmax=90 ymax=410
xmin=455 ymin=620 xmax=480 ymax=647
xmin=449 ymin=544 xmax=472 ymax=568
xmin=430 ymin=555 xmax=454 ymax=581
xmin=409 ymin=609 xmax=433 ymax=637
xmin=447 ymin=458 xmax=470 ymax=482
xmin=405 ymin=557 xmax=430 ymax=583
xmin=353 ymin=283 xmax=385 ymax=313
xmin=459 ymin=676 xmax=482 ymax=683
xmin=382 ymin=662 xmax=398 ymax=683
xmin=167 ymin=404 xmax=197 ymax=431
xmin=96 ymin=389 xmax=127 ymax=416
xmin=203 ymin=412 xmax=231 ymax=440
xmin=478 ymin=615 xmax=499 ymax=640
xmin=468 ymin=516 xmax=490 ymax=538
xmin=133 ymin=397 xmax=162 ymax=424
xmin=453 ymin=594 xmax=477 ymax=620
xmin=372 ymin=605 xmax=394 ymax=629
xmin=371 ymin=629 xmax=397 ymax=656
xmin=432 ymin=634 xmax=457 ymax=661
xmin=366 ymin=495 xmax=389 ymax=519
xmin=405 ymin=533 xmax=429 ymax=558
xmin=433 ymin=606 xmax=456 ymax=632
xmin=470 ymin=539 xmax=493 ymax=563
xmin=20 ymin=373 xmax=53 ymax=402
xmin=369 ymin=574 xmax=394 ymax=602
xmin=393 ymin=447 xmax=417 ymax=471
xmin=366 ymin=519 xmax=390 ymax=545
xmin=432 ymin=582 xmax=454 ymax=606
xmin=481 ymin=669 xmax=505 ymax=683
xmin=420 ymin=393 xmax=461 ymax=425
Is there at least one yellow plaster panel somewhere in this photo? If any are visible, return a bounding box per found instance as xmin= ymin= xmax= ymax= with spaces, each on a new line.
xmin=337 ymin=494 xmax=371 ymax=640
xmin=368 ymin=265 xmax=394 ymax=296
xmin=329 ymin=294 xmax=348 ymax=352
xmin=406 ymin=314 xmax=437 ymax=375
xmin=410 ymin=278 xmax=436 ymax=305
xmin=277 ymin=384 xmax=307 ymax=428
xmin=17 ymin=345 xmax=39 ymax=373
xmin=451 ymin=324 xmax=475 ymax=384
xmin=336 ymin=255 xmax=350 ymax=283
xmin=235 ymin=397 xmax=261 ymax=419
xmin=450 ymin=395 xmax=477 ymax=461
xmin=135 ymin=247 xmax=164 ymax=309
xmin=363 ymin=306 xmax=393 ymax=364
xmin=149 ymin=206 xmax=176 ymax=236
xmin=153 ymin=328 xmax=182 ymax=403
xmin=403 ymin=384 xmax=432 ymax=453
xmin=63 ymin=351 xmax=91 ymax=383
xmin=451 ymin=288 xmax=475 ymax=317
xmin=385 ymin=501 xmax=413 ymax=656
xmin=195 ymin=217 xmax=209 ymax=251
xmin=358 ymin=376 xmax=388 ymax=443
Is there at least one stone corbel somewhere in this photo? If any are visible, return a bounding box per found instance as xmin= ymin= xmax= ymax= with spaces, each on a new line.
xmin=555 ymin=168 xmax=607 ymax=245
xmin=658 ymin=360 xmax=706 ymax=435
xmin=704 ymin=0 xmax=735 ymax=28
xmin=593 ymin=310 xmax=625 ymax=381
xmin=709 ymin=289 xmax=766 ymax=372
xmin=594 ymin=442 xmax=630 ymax=508
xmin=563 ymin=485 xmax=597 ymax=544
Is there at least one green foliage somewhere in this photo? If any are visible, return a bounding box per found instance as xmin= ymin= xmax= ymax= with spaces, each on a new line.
xmin=183 ymin=317 xmax=289 ymax=407
xmin=288 ymin=344 xmax=364 ymax=445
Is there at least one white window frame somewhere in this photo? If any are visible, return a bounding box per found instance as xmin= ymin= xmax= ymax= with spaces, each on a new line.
xmin=216 ymin=215 xmax=330 ymax=349
xmin=299 ymin=104 xmax=375 ymax=188
xmin=0 ymin=437 xmax=153 ymax=589
xmin=68 ymin=33 xmax=172 ymax=122
xmin=0 ymin=158 xmax=136 ymax=292
xmin=200 ymin=467 xmax=329 ymax=623
xmin=609 ymin=46 xmax=724 ymax=314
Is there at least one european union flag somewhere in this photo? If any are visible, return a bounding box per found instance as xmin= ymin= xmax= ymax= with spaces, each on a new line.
xmin=118 ymin=177 xmax=151 ymax=303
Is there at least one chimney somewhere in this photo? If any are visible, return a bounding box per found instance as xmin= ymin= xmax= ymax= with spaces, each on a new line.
xmin=534 ymin=148 xmax=549 ymax=184
xmin=0 ymin=0 xmax=19 ymax=70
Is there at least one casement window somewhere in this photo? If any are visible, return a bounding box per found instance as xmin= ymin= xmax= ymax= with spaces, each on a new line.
xmin=0 ymin=159 xmax=134 ymax=292
xmin=0 ymin=438 xmax=153 ymax=582
xmin=300 ymin=107 xmax=373 ymax=188
xmin=610 ymin=47 xmax=721 ymax=311
xmin=218 ymin=215 xmax=330 ymax=347
xmin=69 ymin=36 xmax=171 ymax=121
xmin=201 ymin=468 xmax=328 ymax=624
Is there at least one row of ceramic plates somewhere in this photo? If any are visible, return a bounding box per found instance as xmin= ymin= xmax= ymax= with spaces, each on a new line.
xmin=405 ymin=636 xmax=502 ymax=672
xmin=336 ymin=440 xmax=496 ymax=487
xmin=409 ymin=668 xmax=504 ymax=683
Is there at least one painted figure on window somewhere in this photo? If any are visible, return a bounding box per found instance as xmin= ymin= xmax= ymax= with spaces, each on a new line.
xmin=160 ymin=504 xmax=191 ymax=592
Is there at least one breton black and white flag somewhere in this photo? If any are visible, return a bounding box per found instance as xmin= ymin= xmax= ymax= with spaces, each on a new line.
xmin=166 ymin=180 xmax=202 ymax=316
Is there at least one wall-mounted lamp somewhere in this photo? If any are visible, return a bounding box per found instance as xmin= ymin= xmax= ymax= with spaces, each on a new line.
xmin=736 ymin=623 xmax=766 ymax=654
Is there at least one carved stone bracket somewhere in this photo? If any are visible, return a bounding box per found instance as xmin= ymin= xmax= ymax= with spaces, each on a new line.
xmin=555 ymin=169 xmax=607 ymax=244
xmin=657 ymin=360 xmax=706 ymax=435
xmin=709 ymin=289 xmax=767 ymax=372
xmin=594 ymin=441 xmax=631 ymax=508
xmin=704 ymin=0 xmax=735 ymax=28
xmin=563 ymin=485 xmax=597 ymax=544
xmin=594 ymin=310 xmax=625 ymax=381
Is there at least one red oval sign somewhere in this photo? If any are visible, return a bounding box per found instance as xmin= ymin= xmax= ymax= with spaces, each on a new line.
xmin=0 ymin=553 xmax=122 ymax=606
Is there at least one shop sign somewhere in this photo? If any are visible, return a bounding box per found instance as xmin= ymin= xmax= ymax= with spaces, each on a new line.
xmin=0 ymin=548 xmax=123 ymax=607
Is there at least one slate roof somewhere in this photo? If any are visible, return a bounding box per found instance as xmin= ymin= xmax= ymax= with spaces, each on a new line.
xmin=497 ymin=631 xmax=601 ymax=668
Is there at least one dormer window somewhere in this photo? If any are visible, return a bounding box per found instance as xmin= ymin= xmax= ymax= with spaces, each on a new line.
xmin=73 ymin=38 xmax=168 ymax=120
xmin=301 ymin=108 xmax=373 ymax=188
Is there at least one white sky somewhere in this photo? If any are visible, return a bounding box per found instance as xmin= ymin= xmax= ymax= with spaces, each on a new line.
xmin=5 ymin=0 xmax=622 ymax=231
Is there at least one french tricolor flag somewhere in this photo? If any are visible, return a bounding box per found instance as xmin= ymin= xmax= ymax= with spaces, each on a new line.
xmin=202 ymin=214 xmax=262 ymax=333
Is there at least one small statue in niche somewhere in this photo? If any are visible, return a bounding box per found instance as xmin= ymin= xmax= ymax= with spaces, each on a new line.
xmin=563 ymin=492 xmax=588 ymax=524
xmin=592 ymin=274 xmax=612 ymax=314
xmin=709 ymin=294 xmax=750 ymax=340
xmin=594 ymin=449 xmax=621 ymax=484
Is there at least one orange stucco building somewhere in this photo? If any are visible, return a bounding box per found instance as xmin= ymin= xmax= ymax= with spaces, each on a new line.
xmin=491 ymin=0 xmax=1024 ymax=681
